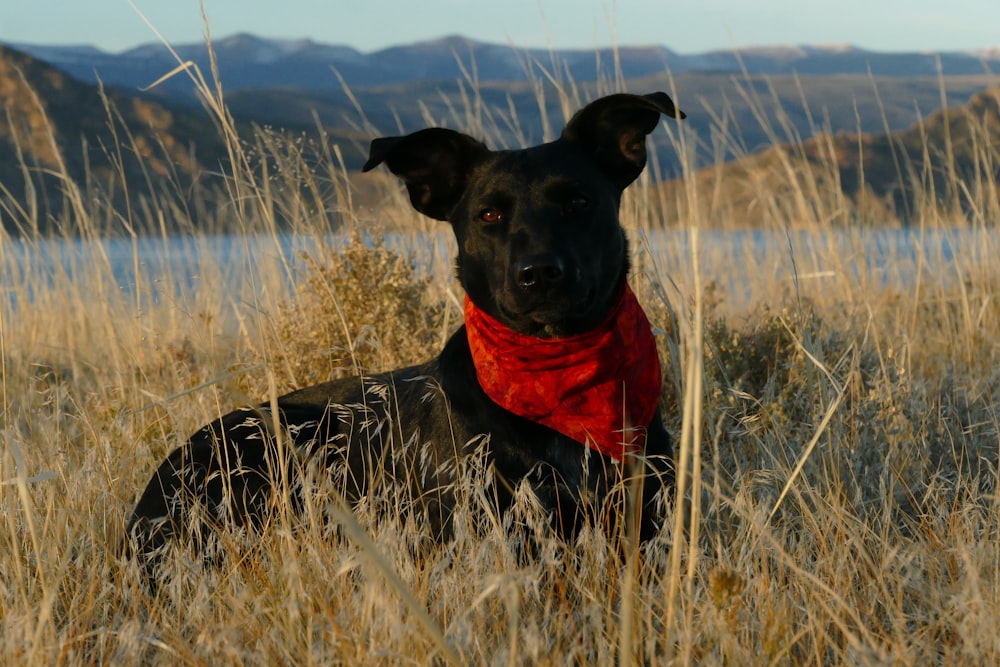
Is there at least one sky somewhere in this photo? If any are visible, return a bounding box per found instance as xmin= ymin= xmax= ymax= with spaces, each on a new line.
xmin=1 ymin=0 xmax=999 ymax=55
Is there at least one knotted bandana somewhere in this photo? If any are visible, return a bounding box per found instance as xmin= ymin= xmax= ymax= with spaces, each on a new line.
xmin=464 ymin=285 xmax=662 ymax=460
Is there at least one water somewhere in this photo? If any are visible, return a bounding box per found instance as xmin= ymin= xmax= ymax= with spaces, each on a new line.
xmin=2 ymin=226 xmax=996 ymax=313
xmin=638 ymin=226 xmax=997 ymax=307
xmin=0 ymin=231 xmax=456 ymax=306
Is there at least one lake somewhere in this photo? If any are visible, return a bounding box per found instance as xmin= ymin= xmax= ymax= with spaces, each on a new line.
xmin=2 ymin=226 xmax=997 ymax=313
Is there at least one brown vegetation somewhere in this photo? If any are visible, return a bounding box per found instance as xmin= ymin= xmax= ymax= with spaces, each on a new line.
xmin=0 ymin=46 xmax=998 ymax=665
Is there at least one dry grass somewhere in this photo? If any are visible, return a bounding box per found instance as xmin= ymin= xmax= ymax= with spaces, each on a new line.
xmin=1 ymin=46 xmax=999 ymax=665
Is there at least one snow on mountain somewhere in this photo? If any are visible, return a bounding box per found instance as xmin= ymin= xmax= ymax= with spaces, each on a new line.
xmin=966 ymin=47 xmax=1000 ymax=60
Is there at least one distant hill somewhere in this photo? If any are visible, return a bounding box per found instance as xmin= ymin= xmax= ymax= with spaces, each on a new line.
xmin=8 ymin=34 xmax=1000 ymax=98
xmin=9 ymin=33 xmax=997 ymax=174
xmin=214 ymin=71 xmax=997 ymax=174
xmin=0 ymin=44 xmax=227 ymax=234
xmin=2 ymin=35 xmax=1000 ymax=234
xmin=658 ymin=87 xmax=1000 ymax=227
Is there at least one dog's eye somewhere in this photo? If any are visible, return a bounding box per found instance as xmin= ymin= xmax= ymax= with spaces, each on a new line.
xmin=566 ymin=195 xmax=590 ymax=213
xmin=478 ymin=207 xmax=503 ymax=224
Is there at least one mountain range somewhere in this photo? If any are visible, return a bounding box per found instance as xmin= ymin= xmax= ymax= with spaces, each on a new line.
xmin=1 ymin=34 xmax=999 ymax=234
xmin=9 ymin=33 xmax=1000 ymax=96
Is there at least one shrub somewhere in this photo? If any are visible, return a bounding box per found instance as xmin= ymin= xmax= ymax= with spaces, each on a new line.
xmin=250 ymin=231 xmax=450 ymax=393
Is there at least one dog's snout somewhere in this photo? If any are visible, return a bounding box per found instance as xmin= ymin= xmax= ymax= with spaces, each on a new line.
xmin=515 ymin=253 xmax=566 ymax=290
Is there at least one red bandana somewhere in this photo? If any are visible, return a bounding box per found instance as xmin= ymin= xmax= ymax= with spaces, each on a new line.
xmin=463 ymin=285 xmax=662 ymax=460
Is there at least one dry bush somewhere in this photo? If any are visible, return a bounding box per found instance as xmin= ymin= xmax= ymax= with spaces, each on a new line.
xmin=250 ymin=231 xmax=450 ymax=393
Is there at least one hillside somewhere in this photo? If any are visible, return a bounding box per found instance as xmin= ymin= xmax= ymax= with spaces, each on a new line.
xmin=2 ymin=37 xmax=999 ymax=235
xmin=10 ymin=34 xmax=999 ymax=165
xmin=658 ymin=87 xmax=1000 ymax=227
xmin=11 ymin=34 xmax=1000 ymax=98
xmin=220 ymin=72 xmax=997 ymax=173
xmin=0 ymin=45 xmax=227 ymax=234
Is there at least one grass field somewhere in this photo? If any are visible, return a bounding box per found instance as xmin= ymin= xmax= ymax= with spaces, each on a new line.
xmin=1 ymin=62 xmax=998 ymax=665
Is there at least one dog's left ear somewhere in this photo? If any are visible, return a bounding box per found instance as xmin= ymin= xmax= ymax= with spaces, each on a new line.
xmin=363 ymin=127 xmax=489 ymax=221
xmin=561 ymin=92 xmax=685 ymax=190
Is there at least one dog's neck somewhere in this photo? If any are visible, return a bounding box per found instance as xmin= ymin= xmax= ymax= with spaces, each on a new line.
xmin=463 ymin=284 xmax=662 ymax=460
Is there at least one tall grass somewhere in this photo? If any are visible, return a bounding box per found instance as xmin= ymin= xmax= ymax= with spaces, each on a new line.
xmin=1 ymin=39 xmax=998 ymax=665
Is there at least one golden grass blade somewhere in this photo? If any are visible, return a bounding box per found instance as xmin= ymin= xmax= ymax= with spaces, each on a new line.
xmin=325 ymin=496 xmax=464 ymax=667
xmin=768 ymin=385 xmax=846 ymax=523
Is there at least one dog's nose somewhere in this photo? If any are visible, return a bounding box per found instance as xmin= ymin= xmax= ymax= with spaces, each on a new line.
xmin=515 ymin=253 xmax=566 ymax=290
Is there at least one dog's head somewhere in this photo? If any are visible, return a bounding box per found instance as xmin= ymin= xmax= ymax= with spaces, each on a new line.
xmin=363 ymin=92 xmax=683 ymax=338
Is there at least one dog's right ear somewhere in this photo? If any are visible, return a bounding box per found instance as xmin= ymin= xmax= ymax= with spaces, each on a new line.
xmin=362 ymin=128 xmax=489 ymax=221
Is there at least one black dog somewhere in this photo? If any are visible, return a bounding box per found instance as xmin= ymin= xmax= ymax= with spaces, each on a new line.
xmin=126 ymin=92 xmax=682 ymax=571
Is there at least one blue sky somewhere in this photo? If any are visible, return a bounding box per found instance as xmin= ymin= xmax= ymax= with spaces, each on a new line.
xmin=2 ymin=0 xmax=998 ymax=54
